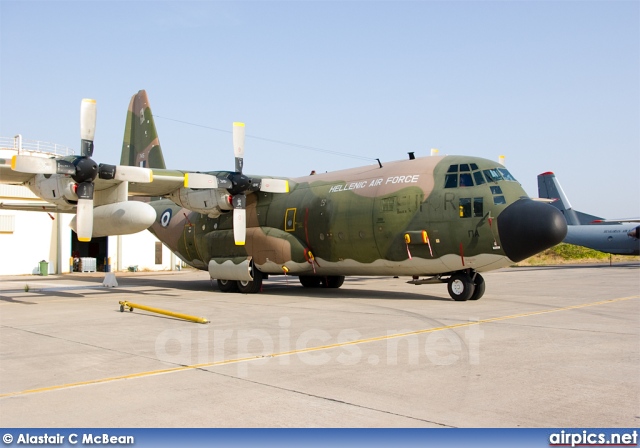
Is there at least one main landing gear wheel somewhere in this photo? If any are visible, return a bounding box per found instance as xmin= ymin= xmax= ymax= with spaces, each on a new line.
xmin=447 ymin=272 xmax=475 ymax=301
xmin=469 ymin=273 xmax=485 ymax=301
xmin=299 ymin=276 xmax=322 ymax=288
xmin=321 ymin=275 xmax=345 ymax=288
xmin=217 ymin=279 xmax=239 ymax=293
xmin=237 ymin=265 xmax=264 ymax=294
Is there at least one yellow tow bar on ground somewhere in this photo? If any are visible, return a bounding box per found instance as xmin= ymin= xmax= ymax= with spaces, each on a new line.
xmin=119 ymin=301 xmax=209 ymax=324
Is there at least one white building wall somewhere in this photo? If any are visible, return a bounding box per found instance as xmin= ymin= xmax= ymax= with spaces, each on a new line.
xmin=109 ymin=233 xmax=174 ymax=272
xmin=0 ymin=206 xmax=70 ymax=275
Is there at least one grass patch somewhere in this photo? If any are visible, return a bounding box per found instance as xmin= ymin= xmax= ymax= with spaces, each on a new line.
xmin=518 ymin=243 xmax=639 ymax=266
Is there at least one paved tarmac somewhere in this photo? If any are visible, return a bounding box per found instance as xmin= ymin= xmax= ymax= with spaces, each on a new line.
xmin=0 ymin=263 xmax=638 ymax=428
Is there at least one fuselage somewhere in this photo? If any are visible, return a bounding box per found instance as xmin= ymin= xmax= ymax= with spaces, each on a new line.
xmin=148 ymin=155 xmax=567 ymax=277
xmin=565 ymin=224 xmax=640 ymax=256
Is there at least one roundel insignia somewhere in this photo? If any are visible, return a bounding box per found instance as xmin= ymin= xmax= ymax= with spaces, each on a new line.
xmin=160 ymin=209 xmax=172 ymax=227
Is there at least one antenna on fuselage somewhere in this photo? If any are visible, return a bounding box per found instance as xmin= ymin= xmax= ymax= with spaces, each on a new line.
xmin=376 ymin=158 xmax=382 ymax=168
xmin=408 ymin=152 xmax=415 ymax=160
xmin=430 ymin=148 xmax=439 ymax=156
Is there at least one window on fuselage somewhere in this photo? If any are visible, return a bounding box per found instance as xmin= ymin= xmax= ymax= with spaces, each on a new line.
xmin=473 ymin=171 xmax=486 ymax=186
xmin=459 ymin=197 xmax=484 ymax=218
xmin=444 ymin=174 xmax=457 ymax=188
xmin=473 ymin=198 xmax=483 ymax=217
xmin=483 ymin=168 xmax=503 ymax=183
xmin=493 ymin=195 xmax=506 ymax=205
xmin=459 ymin=198 xmax=472 ymax=218
xmin=459 ymin=173 xmax=473 ymax=187
xmin=498 ymin=168 xmax=517 ymax=181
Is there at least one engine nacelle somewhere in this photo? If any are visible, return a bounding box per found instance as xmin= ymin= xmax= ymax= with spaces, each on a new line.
xmin=629 ymin=225 xmax=640 ymax=240
xmin=70 ymin=201 xmax=156 ymax=237
xmin=27 ymin=174 xmax=76 ymax=208
xmin=168 ymin=188 xmax=232 ymax=218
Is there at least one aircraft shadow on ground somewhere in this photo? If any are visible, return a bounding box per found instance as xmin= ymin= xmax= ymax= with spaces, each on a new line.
xmin=507 ymin=262 xmax=640 ymax=272
xmin=118 ymin=277 xmax=454 ymax=301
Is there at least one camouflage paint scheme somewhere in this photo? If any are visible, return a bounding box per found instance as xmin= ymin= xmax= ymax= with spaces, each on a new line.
xmin=120 ymin=91 xmax=566 ymax=288
xmin=0 ymin=90 xmax=567 ymax=299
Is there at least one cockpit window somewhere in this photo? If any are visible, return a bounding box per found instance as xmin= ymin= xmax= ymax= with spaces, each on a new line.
xmin=445 ymin=164 xmax=512 ymax=188
xmin=444 ymin=174 xmax=457 ymax=188
xmin=483 ymin=169 xmax=503 ymax=183
xmin=493 ymin=195 xmax=506 ymax=205
xmin=459 ymin=173 xmax=473 ymax=187
xmin=473 ymin=171 xmax=486 ymax=186
xmin=498 ymin=168 xmax=517 ymax=181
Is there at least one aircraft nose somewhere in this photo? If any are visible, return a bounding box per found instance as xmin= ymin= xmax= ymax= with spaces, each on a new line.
xmin=497 ymin=198 xmax=567 ymax=262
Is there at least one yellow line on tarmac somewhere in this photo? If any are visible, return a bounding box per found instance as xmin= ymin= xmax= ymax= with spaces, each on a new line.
xmin=1 ymin=295 xmax=637 ymax=399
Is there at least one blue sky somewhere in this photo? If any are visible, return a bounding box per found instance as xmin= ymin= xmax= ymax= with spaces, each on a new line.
xmin=1 ymin=0 xmax=638 ymax=218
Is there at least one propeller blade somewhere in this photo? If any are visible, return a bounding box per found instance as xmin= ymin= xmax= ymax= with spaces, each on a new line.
xmin=233 ymin=122 xmax=245 ymax=173
xmin=111 ymin=165 xmax=153 ymax=183
xmin=76 ymin=198 xmax=94 ymax=242
xmin=259 ymin=178 xmax=289 ymax=193
xmin=11 ymin=155 xmax=58 ymax=174
xmin=98 ymin=164 xmax=117 ymax=180
xmin=233 ymin=208 xmax=246 ymax=246
xmin=232 ymin=194 xmax=246 ymax=246
xmin=75 ymin=181 xmax=94 ymax=242
xmin=184 ymin=172 xmax=219 ymax=189
xmin=56 ymin=160 xmax=76 ymax=175
xmin=80 ymin=99 xmax=97 ymax=157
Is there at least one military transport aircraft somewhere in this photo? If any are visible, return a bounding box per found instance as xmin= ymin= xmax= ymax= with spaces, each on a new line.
xmin=0 ymin=90 xmax=568 ymax=301
xmin=538 ymin=172 xmax=640 ymax=256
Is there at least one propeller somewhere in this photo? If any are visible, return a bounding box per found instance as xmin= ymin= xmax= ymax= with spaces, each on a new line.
xmin=180 ymin=122 xmax=289 ymax=245
xmin=181 ymin=122 xmax=289 ymax=245
xmin=74 ymin=99 xmax=98 ymax=241
xmin=11 ymin=99 xmax=152 ymax=242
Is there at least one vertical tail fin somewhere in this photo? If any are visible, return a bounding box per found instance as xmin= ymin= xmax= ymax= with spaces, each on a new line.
xmin=120 ymin=90 xmax=166 ymax=169
xmin=537 ymin=172 xmax=602 ymax=225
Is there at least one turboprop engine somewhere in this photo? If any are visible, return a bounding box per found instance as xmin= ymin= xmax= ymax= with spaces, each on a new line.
xmin=69 ymin=201 xmax=156 ymax=238
xmin=167 ymin=187 xmax=233 ymax=218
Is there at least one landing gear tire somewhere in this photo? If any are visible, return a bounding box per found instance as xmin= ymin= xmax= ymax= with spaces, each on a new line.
xmin=469 ymin=274 xmax=485 ymax=301
xmin=321 ymin=275 xmax=345 ymax=288
xmin=447 ymin=272 xmax=475 ymax=301
xmin=299 ymin=276 xmax=322 ymax=288
xmin=237 ymin=265 xmax=264 ymax=294
xmin=217 ymin=279 xmax=239 ymax=293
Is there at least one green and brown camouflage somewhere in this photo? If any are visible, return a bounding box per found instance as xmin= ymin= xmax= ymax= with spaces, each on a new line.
xmin=121 ymin=91 xmax=166 ymax=169
xmin=119 ymin=90 xmax=567 ymax=299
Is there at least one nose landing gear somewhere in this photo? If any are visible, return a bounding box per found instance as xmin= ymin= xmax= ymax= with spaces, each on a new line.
xmin=447 ymin=270 xmax=485 ymax=301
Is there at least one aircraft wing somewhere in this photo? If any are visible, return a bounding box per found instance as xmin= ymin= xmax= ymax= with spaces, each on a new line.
xmin=0 ymin=160 xmax=34 ymax=184
xmin=0 ymin=202 xmax=71 ymax=213
xmin=124 ymin=169 xmax=186 ymax=197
